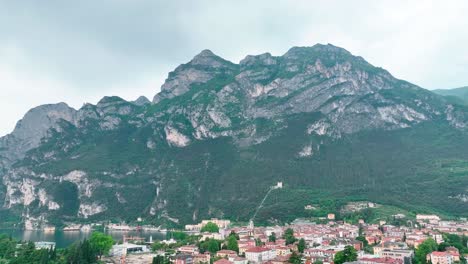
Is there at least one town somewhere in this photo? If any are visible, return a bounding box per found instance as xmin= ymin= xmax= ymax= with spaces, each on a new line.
xmin=99 ymin=213 xmax=468 ymax=264
xmin=1 ymin=209 xmax=468 ymax=264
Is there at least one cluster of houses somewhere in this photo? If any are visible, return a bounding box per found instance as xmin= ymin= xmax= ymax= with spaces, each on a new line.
xmin=164 ymin=215 xmax=468 ymax=264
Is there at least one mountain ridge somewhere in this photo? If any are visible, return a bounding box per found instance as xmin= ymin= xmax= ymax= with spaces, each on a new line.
xmin=433 ymin=86 xmax=468 ymax=105
xmin=1 ymin=43 xmax=467 ymax=228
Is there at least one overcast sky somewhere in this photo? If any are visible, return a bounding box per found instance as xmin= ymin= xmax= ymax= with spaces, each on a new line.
xmin=1 ymin=0 xmax=468 ymax=136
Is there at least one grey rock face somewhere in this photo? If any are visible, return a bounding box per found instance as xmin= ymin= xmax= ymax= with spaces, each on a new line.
xmin=96 ymin=96 xmax=134 ymax=116
xmin=0 ymin=103 xmax=77 ymax=167
xmin=152 ymin=49 xmax=239 ymax=103
xmin=133 ymin=96 xmax=151 ymax=106
xmin=0 ymin=96 xmax=146 ymax=169
xmin=152 ymin=44 xmax=448 ymax=145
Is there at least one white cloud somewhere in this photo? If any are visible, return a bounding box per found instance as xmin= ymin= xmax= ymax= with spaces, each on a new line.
xmin=0 ymin=44 xmax=164 ymax=136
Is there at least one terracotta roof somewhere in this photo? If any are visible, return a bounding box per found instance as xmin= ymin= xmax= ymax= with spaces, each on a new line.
xmin=245 ymin=246 xmax=271 ymax=253
xmin=431 ymin=252 xmax=451 ymax=257
xmin=217 ymin=250 xmax=237 ymax=254
xmin=214 ymin=259 xmax=234 ymax=264
xmin=272 ymin=255 xmax=291 ymax=261
xmin=359 ymin=257 xmax=403 ymax=264
xmin=231 ymin=256 xmax=247 ymax=261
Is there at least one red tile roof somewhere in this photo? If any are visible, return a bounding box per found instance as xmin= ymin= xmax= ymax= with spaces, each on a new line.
xmin=214 ymin=259 xmax=234 ymax=264
xmin=431 ymin=252 xmax=450 ymax=257
xmin=245 ymin=246 xmax=271 ymax=253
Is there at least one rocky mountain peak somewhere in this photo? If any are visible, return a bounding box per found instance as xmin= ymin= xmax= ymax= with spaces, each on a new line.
xmin=132 ymin=96 xmax=151 ymax=106
xmin=191 ymin=49 xmax=222 ymax=65
xmin=10 ymin=103 xmax=77 ymax=140
xmin=240 ymin=52 xmax=277 ymax=68
xmin=0 ymin=103 xmax=77 ymax=166
xmin=188 ymin=49 xmax=236 ymax=69
xmin=281 ymin=43 xmax=378 ymax=75
xmin=96 ymin=96 xmax=126 ymax=106
xmin=153 ymin=50 xmax=238 ymax=103
xmin=96 ymin=96 xmax=134 ymax=116
xmin=283 ymin=43 xmax=351 ymax=58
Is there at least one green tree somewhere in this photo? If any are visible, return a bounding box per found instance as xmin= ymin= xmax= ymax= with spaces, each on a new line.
xmin=152 ymin=241 xmax=168 ymax=251
xmin=66 ymin=239 xmax=97 ymax=264
xmin=10 ymin=242 xmax=36 ymax=264
xmin=227 ymin=235 xmax=239 ymax=253
xmin=284 ymin=228 xmax=296 ymax=245
xmin=153 ymin=256 xmax=160 ymax=264
xmin=255 ymin=238 xmax=263 ymax=247
xmin=167 ymin=231 xmax=188 ymax=241
xmin=358 ymin=225 xmax=364 ymax=237
xmin=229 ymin=231 xmax=239 ymax=240
xmin=153 ymin=255 xmax=167 ymax=264
xmin=0 ymin=235 xmax=16 ymax=260
xmin=415 ymin=238 xmax=437 ymax=264
xmin=289 ymin=251 xmax=302 ymax=264
xmin=438 ymin=242 xmax=451 ymax=251
xmin=201 ymin=222 xmax=220 ymax=233
xmin=200 ymin=239 xmax=221 ymax=254
xmin=298 ymin=238 xmax=306 ymax=253
xmin=49 ymin=246 xmax=57 ymax=261
xmin=443 ymin=233 xmax=468 ymax=253
xmin=356 ymin=236 xmax=368 ymax=247
xmin=269 ymin=232 xmax=277 ymax=243
xmin=334 ymin=246 xmax=358 ymax=264
xmin=89 ymin=232 xmax=114 ymax=259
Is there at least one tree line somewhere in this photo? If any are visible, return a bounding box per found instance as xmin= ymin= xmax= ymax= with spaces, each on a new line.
xmin=0 ymin=232 xmax=114 ymax=264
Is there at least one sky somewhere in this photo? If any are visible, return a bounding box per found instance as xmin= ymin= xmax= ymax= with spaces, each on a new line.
xmin=1 ymin=0 xmax=468 ymax=136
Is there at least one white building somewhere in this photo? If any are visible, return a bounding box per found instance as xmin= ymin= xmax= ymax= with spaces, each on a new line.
xmin=416 ymin=215 xmax=440 ymax=221
xmin=186 ymin=218 xmax=231 ymax=231
xmin=34 ymin=242 xmax=56 ymax=250
xmin=229 ymin=256 xmax=248 ymax=264
xmin=429 ymin=252 xmax=454 ymax=264
xmin=178 ymin=245 xmax=200 ymax=255
xmin=201 ymin=219 xmax=231 ymax=229
xmin=245 ymin=247 xmax=276 ymax=263
xmin=110 ymin=243 xmax=150 ymax=257
xmin=379 ymin=249 xmax=414 ymax=261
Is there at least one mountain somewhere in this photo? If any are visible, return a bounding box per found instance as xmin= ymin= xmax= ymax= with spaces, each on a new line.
xmin=433 ymin=87 xmax=468 ymax=105
xmin=1 ymin=44 xmax=468 ymax=228
xmin=0 ymin=103 xmax=78 ymax=168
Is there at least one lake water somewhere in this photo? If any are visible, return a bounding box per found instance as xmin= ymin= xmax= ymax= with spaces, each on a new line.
xmin=0 ymin=229 xmax=166 ymax=248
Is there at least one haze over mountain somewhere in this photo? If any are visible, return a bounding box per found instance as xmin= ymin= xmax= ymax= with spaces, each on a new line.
xmin=433 ymin=87 xmax=468 ymax=105
xmin=0 ymin=44 xmax=467 ymax=228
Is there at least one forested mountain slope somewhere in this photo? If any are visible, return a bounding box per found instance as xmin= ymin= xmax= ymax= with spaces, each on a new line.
xmin=1 ymin=44 xmax=467 ymax=228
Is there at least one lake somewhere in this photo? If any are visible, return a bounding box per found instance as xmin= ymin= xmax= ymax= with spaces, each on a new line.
xmin=0 ymin=229 xmax=166 ymax=248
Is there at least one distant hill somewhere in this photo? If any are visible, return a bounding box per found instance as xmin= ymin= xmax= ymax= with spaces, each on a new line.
xmin=433 ymin=87 xmax=468 ymax=105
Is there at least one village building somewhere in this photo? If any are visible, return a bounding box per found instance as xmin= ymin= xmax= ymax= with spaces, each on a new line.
xmin=110 ymin=243 xmax=150 ymax=257
xmin=228 ymin=256 xmax=248 ymax=264
xmin=178 ymin=245 xmax=200 ymax=255
xmin=245 ymin=247 xmax=277 ymax=263
xmin=175 ymin=254 xmax=194 ymax=264
xmin=428 ymin=251 xmax=455 ymax=264
xmin=193 ymin=252 xmax=211 ymax=264
xmin=350 ymin=257 xmax=403 ymax=264
xmin=216 ymin=250 xmax=238 ymax=258
xmin=379 ymin=249 xmax=414 ymax=262
xmin=213 ymin=259 xmax=234 ymax=264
